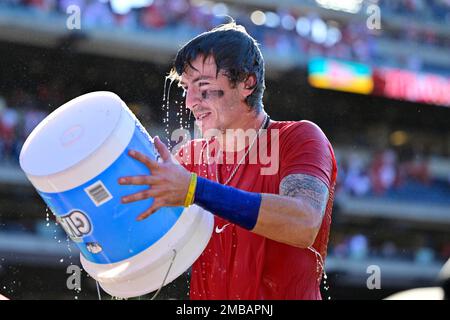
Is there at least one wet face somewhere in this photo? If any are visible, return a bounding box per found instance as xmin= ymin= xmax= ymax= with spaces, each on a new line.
xmin=179 ymin=55 xmax=249 ymax=135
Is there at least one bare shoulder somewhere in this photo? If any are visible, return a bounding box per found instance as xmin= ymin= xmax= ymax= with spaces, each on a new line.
xmin=279 ymin=173 xmax=329 ymax=213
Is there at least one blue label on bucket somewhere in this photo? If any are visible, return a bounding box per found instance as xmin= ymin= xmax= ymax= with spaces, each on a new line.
xmin=38 ymin=123 xmax=184 ymax=264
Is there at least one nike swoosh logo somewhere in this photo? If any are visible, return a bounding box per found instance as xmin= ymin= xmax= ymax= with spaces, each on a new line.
xmin=215 ymin=223 xmax=231 ymax=234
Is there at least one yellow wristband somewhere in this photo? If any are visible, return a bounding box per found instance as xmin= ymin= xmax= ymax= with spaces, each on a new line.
xmin=184 ymin=173 xmax=197 ymax=207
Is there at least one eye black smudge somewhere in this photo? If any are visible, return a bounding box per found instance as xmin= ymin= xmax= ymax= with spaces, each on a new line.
xmin=202 ymin=90 xmax=224 ymax=100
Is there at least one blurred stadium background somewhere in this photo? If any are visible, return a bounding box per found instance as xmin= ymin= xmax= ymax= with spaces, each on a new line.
xmin=0 ymin=0 xmax=449 ymax=300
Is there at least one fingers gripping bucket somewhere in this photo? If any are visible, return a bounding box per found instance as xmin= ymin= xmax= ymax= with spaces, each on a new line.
xmin=19 ymin=91 xmax=213 ymax=298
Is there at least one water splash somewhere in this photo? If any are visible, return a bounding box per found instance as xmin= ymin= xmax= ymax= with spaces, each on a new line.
xmin=162 ymin=76 xmax=176 ymax=147
xmin=45 ymin=207 xmax=50 ymax=227
xmin=162 ymin=75 xmax=195 ymax=151
xmin=307 ymin=246 xmax=332 ymax=300
xmin=322 ymin=272 xmax=331 ymax=300
xmin=45 ymin=208 xmax=78 ymax=298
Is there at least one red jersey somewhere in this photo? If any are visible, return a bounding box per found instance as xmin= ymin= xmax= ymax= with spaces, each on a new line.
xmin=177 ymin=120 xmax=337 ymax=300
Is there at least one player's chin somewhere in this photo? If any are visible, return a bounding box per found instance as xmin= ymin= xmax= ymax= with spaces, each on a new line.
xmin=196 ymin=119 xmax=219 ymax=135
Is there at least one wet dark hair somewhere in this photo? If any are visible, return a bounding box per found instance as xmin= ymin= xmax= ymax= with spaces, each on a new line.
xmin=169 ymin=22 xmax=265 ymax=113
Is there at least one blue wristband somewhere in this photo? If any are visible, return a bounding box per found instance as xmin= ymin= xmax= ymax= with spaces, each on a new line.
xmin=194 ymin=177 xmax=262 ymax=230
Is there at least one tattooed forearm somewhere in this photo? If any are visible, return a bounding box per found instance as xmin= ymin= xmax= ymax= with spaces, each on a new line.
xmin=279 ymin=174 xmax=329 ymax=215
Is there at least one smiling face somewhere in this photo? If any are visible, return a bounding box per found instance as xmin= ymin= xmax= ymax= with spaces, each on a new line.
xmin=179 ymin=55 xmax=254 ymax=135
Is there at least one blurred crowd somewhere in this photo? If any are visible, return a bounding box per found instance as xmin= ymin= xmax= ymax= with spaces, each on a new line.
xmin=337 ymin=148 xmax=450 ymax=203
xmin=329 ymin=232 xmax=450 ymax=264
xmin=338 ymin=149 xmax=428 ymax=196
xmin=0 ymin=93 xmax=47 ymax=164
xmin=2 ymin=0 xmax=450 ymax=75
xmin=379 ymin=0 xmax=450 ymax=23
xmin=0 ymin=83 xmax=159 ymax=164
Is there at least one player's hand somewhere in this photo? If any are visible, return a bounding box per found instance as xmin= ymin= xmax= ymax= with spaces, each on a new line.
xmin=118 ymin=136 xmax=191 ymax=221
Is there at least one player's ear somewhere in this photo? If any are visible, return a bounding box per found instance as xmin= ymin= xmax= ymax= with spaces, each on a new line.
xmin=238 ymin=74 xmax=257 ymax=98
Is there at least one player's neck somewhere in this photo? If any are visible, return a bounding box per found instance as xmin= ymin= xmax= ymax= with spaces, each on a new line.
xmin=219 ymin=111 xmax=267 ymax=153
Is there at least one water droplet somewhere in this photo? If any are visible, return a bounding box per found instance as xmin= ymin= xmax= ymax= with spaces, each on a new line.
xmin=45 ymin=207 xmax=50 ymax=227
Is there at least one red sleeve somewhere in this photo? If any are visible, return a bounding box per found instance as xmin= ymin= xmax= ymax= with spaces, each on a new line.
xmin=279 ymin=121 xmax=336 ymax=190
xmin=175 ymin=141 xmax=194 ymax=172
xmin=175 ymin=139 xmax=206 ymax=173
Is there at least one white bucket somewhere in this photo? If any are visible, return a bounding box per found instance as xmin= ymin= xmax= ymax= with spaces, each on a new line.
xmin=19 ymin=91 xmax=213 ymax=298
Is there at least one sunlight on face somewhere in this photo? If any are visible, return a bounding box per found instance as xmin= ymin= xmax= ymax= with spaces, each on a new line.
xmin=179 ymin=55 xmax=245 ymax=135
